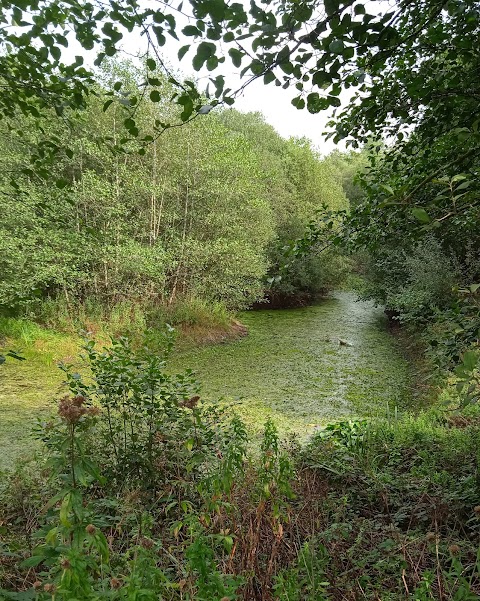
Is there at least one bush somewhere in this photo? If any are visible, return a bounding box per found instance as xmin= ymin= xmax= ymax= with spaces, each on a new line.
xmin=361 ymin=237 xmax=458 ymax=323
xmin=2 ymin=335 xmax=480 ymax=600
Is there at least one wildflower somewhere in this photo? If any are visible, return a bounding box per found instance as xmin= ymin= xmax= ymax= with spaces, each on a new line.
xmin=58 ymin=395 xmax=87 ymax=424
xmin=85 ymin=524 xmax=96 ymax=535
xmin=449 ymin=544 xmax=460 ymax=555
xmin=33 ymin=581 xmax=42 ymax=589
xmin=44 ymin=583 xmax=56 ymax=593
xmin=426 ymin=532 xmax=436 ymax=542
xmin=60 ymin=558 xmax=71 ymax=570
xmin=110 ymin=577 xmax=122 ymax=589
xmin=474 ymin=505 xmax=480 ymax=515
xmin=181 ymin=395 xmax=200 ymax=409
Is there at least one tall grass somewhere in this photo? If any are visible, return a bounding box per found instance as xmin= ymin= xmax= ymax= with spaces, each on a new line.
xmin=0 ymin=296 xmax=235 ymax=362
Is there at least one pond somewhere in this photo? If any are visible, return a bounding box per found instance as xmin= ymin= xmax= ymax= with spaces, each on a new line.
xmin=0 ymin=291 xmax=413 ymax=470
xmin=171 ymin=291 xmax=413 ymax=438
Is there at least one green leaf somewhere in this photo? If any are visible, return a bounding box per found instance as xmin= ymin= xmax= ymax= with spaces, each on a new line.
xmin=178 ymin=44 xmax=190 ymax=60
xmin=264 ymin=70 xmax=275 ymax=84
xmin=463 ymin=351 xmax=478 ymax=371
xmin=150 ymin=90 xmax=161 ymax=102
xmin=193 ymin=42 xmax=215 ymax=71
xmin=292 ymin=96 xmax=305 ymax=110
xmin=380 ymin=184 xmax=394 ymax=195
xmin=411 ymin=207 xmax=431 ymax=223
xmin=229 ymin=48 xmax=243 ymax=68
xmin=51 ymin=45 xmax=61 ymax=60
xmin=329 ymin=39 xmax=345 ymax=54
xmin=146 ymin=58 xmax=156 ymax=70
xmin=21 ymin=555 xmax=45 ymax=568
xmin=324 ymin=0 xmax=339 ymax=16
xmin=182 ymin=25 xmax=200 ymax=36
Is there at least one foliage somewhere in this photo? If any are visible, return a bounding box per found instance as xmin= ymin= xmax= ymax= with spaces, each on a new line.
xmin=1 ymin=333 xmax=480 ymax=599
xmin=361 ymin=237 xmax=458 ymax=323
xmin=0 ymin=63 xmax=348 ymax=319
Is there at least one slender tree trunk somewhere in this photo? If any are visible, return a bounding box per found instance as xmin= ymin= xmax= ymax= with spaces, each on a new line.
xmin=150 ymin=141 xmax=157 ymax=245
xmin=169 ymin=143 xmax=190 ymax=305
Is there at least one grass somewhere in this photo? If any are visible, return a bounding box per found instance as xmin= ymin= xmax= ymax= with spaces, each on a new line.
xmin=0 ymin=318 xmax=80 ymax=470
xmin=0 ymin=298 xmax=237 ymax=471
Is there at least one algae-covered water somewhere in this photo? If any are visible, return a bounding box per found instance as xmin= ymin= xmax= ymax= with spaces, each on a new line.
xmin=0 ymin=291 xmax=412 ymax=469
xmin=171 ymin=291 xmax=412 ymax=438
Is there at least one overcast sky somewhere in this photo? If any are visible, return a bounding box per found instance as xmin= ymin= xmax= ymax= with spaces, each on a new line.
xmin=145 ymin=21 xmax=348 ymax=155
xmin=62 ymin=3 xmax=373 ymax=155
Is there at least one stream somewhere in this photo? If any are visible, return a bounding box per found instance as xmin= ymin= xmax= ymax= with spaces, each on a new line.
xmin=172 ymin=291 xmax=413 ymax=438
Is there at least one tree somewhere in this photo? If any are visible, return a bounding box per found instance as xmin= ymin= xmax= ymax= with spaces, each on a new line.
xmin=2 ymin=0 xmax=479 ymax=256
xmin=3 ymin=1 xmax=478 ymax=147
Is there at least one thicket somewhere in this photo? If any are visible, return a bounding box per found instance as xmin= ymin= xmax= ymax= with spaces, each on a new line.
xmin=350 ymin=133 xmax=480 ymax=380
xmin=0 ymin=62 xmax=347 ymax=334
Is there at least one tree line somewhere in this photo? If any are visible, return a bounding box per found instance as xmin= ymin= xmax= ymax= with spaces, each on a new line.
xmin=0 ymin=61 xmax=349 ymax=322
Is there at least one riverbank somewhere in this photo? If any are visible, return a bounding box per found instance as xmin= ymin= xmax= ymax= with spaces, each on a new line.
xmin=0 ymin=305 xmax=248 ymax=471
xmin=3 ymin=293 xmax=480 ymax=599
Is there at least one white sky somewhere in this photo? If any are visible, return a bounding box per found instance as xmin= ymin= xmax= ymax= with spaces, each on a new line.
xmin=147 ymin=21 xmax=348 ymax=155
xmin=58 ymin=1 xmax=393 ymax=154
xmin=60 ymin=11 xmax=348 ymax=154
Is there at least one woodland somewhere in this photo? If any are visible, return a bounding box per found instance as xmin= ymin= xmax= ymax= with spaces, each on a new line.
xmin=0 ymin=0 xmax=480 ymax=599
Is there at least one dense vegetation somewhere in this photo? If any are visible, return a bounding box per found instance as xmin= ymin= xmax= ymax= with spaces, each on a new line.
xmin=0 ymin=62 xmax=348 ymax=334
xmin=1 ymin=0 xmax=480 ymax=599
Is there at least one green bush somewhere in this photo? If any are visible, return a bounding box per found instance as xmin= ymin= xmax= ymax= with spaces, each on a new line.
xmin=361 ymin=237 xmax=458 ymax=323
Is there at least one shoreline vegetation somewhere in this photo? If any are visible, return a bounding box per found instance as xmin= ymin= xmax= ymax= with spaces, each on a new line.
xmin=0 ymin=289 xmax=410 ymax=469
xmin=2 ymin=292 xmax=480 ymax=599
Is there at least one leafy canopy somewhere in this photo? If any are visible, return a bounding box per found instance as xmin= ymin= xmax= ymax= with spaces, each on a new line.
xmin=1 ymin=0 xmax=479 ymax=244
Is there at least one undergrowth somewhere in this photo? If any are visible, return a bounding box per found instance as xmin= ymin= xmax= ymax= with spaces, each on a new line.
xmin=1 ymin=331 xmax=479 ymax=600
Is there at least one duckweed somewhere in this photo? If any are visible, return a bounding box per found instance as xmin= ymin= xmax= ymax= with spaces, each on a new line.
xmin=0 ymin=292 xmax=413 ymax=470
xmin=171 ymin=291 xmax=413 ymax=439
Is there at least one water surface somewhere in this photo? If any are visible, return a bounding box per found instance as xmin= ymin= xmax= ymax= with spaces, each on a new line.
xmin=172 ymin=291 xmax=412 ymax=437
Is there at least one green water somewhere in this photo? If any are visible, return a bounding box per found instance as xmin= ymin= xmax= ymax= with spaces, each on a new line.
xmin=171 ymin=291 xmax=413 ymax=438
xmin=0 ymin=291 xmax=412 ymax=470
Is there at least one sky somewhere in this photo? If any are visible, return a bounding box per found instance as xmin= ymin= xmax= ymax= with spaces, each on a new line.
xmin=219 ymin=79 xmax=344 ymax=154
xmin=59 ymin=5 xmax=352 ymax=155
xmin=58 ymin=1 xmax=388 ymax=155
xmin=144 ymin=12 xmax=350 ymax=155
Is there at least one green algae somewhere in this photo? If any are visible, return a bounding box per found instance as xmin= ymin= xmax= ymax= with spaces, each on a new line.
xmin=171 ymin=291 xmax=413 ymax=439
xmin=0 ymin=291 xmax=413 ymax=470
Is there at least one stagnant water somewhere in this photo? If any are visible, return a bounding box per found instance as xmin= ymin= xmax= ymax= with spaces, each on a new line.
xmin=0 ymin=291 xmax=413 ymax=470
xmin=172 ymin=291 xmax=413 ymax=437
